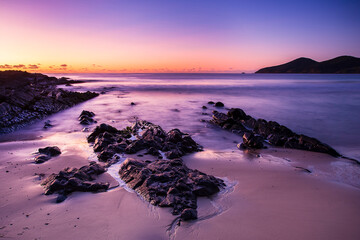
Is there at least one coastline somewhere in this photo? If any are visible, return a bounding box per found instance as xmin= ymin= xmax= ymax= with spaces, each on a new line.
xmin=0 ymin=73 xmax=360 ymax=239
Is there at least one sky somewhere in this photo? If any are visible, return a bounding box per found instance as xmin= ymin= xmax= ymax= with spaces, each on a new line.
xmin=0 ymin=0 xmax=359 ymax=73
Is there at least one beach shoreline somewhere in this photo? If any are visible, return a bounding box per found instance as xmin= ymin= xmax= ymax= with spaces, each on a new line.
xmin=1 ymin=73 xmax=360 ymax=239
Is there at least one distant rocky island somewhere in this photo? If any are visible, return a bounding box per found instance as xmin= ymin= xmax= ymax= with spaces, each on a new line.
xmin=0 ymin=70 xmax=98 ymax=133
xmin=256 ymin=56 xmax=360 ymax=73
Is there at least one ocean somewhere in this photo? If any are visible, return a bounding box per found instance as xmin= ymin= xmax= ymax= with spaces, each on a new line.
xmin=47 ymin=73 xmax=360 ymax=159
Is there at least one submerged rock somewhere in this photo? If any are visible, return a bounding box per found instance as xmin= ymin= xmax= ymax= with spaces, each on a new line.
xmin=41 ymin=161 xmax=109 ymax=200
xmin=119 ymin=158 xmax=225 ymax=219
xmin=210 ymin=107 xmax=340 ymax=156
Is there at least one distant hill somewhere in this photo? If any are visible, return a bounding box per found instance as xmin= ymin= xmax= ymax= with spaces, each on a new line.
xmin=256 ymin=56 xmax=360 ymax=73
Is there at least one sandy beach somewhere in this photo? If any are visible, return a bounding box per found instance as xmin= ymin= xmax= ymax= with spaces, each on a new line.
xmin=1 ymin=134 xmax=360 ymax=240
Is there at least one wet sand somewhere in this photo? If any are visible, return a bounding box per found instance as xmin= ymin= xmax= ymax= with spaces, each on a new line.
xmin=1 ymin=135 xmax=360 ymax=239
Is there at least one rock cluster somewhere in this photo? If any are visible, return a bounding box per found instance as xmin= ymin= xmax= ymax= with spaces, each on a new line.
xmin=211 ymin=108 xmax=340 ymax=156
xmin=35 ymin=146 xmax=62 ymax=164
xmin=41 ymin=161 xmax=109 ymax=203
xmin=79 ymin=110 xmax=96 ymax=125
xmin=119 ymin=158 xmax=225 ymax=220
xmin=87 ymin=121 xmax=202 ymax=166
xmin=0 ymin=70 xmax=98 ymax=133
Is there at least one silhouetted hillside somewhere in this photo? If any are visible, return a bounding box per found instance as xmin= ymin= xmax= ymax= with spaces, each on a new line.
xmin=256 ymin=56 xmax=360 ymax=73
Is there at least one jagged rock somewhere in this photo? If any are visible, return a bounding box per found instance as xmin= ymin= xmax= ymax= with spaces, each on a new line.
xmin=0 ymin=71 xmax=98 ymax=134
xmin=146 ymin=147 xmax=161 ymax=157
xmin=87 ymin=123 xmax=122 ymax=143
xmin=119 ymin=158 xmax=225 ymax=219
xmin=41 ymin=161 xmax=109 ymax=200
xmin=227 ymin=108 xmax=248 ymax=121
xmin=239 ymin=132 xmax=265 ymax=149
xmin=211 ymin=111 xmax=230 ymax=126
xmin=88 ymin=121 xmax=202 ymax=165
xmin=79 ymin=110 xmax=96 ymax=125
xmin=210 ymin=107 xmax=340 ymax=157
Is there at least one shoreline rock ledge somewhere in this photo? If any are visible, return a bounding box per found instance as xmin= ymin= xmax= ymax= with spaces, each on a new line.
xmin=211 ymin=108 xmax=340 ymax=157
xmin=0 ymin=70 xmax=98 ymax=133
xmin=119 ymin=158 xmax=225 ymax=220
xmin=87 ymin=120 xmax=226 ymax=220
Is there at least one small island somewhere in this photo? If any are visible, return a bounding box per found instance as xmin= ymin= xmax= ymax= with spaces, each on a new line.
xmin=256 ymin=56 xmax=360 ymax=73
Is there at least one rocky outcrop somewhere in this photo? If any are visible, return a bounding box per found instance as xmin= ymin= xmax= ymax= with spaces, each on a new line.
xmin=87 ymin=121 xmax=202 ymax=166
xmin=0 ymin=70 xmax=98 ymax=133
xmin=79 ymin=110 xmax=96 ymax=125
xmin=41 ymin=161 xmax=109 ymax=202
xmin=210 ymin=108 xmax=340 ymax=156
xmin=119 ymin=158 xmax=225 ymax=219
xmin=35 ymin=146 xmax=62 ymax=164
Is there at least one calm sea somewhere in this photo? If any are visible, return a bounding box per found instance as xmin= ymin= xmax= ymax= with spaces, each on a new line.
xmin=27 ymin=73 xmax=353 ymax=161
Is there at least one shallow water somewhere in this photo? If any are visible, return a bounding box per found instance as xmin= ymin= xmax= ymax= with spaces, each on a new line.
xmin=49 ymin=73 xmax=360 ymax=157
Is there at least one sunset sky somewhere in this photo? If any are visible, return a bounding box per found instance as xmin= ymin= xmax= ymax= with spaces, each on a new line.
xmin=1 ymin=0 xmax=359 ymax=73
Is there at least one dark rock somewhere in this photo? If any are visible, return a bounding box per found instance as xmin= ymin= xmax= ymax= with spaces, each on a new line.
xmin=146 ymin=147 xmax=160 ymax=157
xmin=214 ymin=102 xmax=224 ymax=107
xmin=41 ymin=161 xmax=109 ymax=200
xmin=38 ymin=146 xmax=61 ymax=157
xmin=79 ymin=110 xmax=96 ymax=125
xmin=79 ymin=110 xmax=95 ymax=118
xmin=125 ymin=139 xmax=146 ymax=154
xmin=180 ymin=208 xmax=197 ymax=221
xmin=202 ymin=106 xmax=207 ymax=109
xmin=0 ymin=71 xmax=99 ymax=134
xmin=88 ymin=121 xmax=202 ymax=165
xmin=210 ymin=107 xmax=340 ymax=157
xmin=56 ymin=194 xmax=67 ymax=203
xmin=130 ymin=102 xmax=136 ymax=105
xmin=211 ymin=111 xmax=230 ymax=127
xmin=119 ymin=158 xmax=225 ymax=219
xmin=227 ymin=108 xmax=248 ymax=121
xmin=165 ymin=148 xmax=183 ymax=159
xmin=241 ymin=132 xmax=265 ymax=149
xmin=43 ymin=120 xmax=53 ymax=129
xmin=207 ymin=101 xmax=215 ymax=105
xmin=87 ymin=123 xmax=120 ymax=143
xmin=34 ymin=154 xmax=51 ymax=164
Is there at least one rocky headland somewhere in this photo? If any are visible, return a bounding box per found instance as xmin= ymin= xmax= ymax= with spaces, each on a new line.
xmin=0 ymin=70 xmax=98 ymax=133
xmin=256 ymin=56 xmax=360 ymax=73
